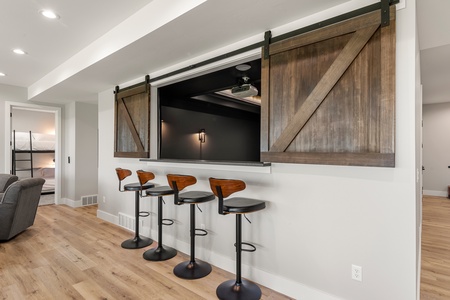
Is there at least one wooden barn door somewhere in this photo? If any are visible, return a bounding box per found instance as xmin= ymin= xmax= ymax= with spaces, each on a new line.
xmin=261 ymin=7 xmax=395 ymax=167
xmin=114 ymin=81 xmax=150 ymax=158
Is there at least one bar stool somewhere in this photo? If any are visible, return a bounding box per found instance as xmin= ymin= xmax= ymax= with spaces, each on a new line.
xmin=209 ymin=178 xmax=266 ymax=300
xmin=136 ymin=170 xmax=177 ymax=261
xmin=167 ymin=174 xmax=215 ymax=279
xmin=115 ymin=168 xmax=154 ymax=249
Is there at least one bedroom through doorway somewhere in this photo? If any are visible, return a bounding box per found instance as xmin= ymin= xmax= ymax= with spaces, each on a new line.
xmin=7 ymin=104 xmax=61 ymax=206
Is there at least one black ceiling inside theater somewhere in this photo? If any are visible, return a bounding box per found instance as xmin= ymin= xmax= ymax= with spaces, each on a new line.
xmin=159 ymin=58 xmax=261 ymax=116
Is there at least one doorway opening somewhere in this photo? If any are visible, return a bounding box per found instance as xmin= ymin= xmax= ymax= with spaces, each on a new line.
xmin=158 ymin=58 xmax=262 ymax=162
xmin=5 ymin=102 xmax=61 ymax=205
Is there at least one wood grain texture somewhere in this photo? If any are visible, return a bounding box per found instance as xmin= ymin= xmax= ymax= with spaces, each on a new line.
xmin=136 ymin=169 xmax=155 ymax=185
xmin=270 ymin=25 xmax=379 ymax=153
xmin=118 ymin=98 xmax=145 ymax=152
xmin=379 ymin=6 xmax=396 ymax=154
xmin=0 ymin=204 xmax=292 ymax=300
xmin=421 ymin=196 xmax=450 ymax=300
xmin=261 ymin=47 xmax=270 ymax=153
xmin=114 ymin=82 xmax=150 ymax=158
xmin=261 ymin=152 xmax=394 ymax=167
xmin=115 ymin=168 xmax=132 ymax=181
xmin=261 ymin=8 xmax=396 ymax=167
xmin=269 ymin=8 xmax=385 ymax=56
xmin=209 ymin=178 xmax=246 ymax=198
xmin=166 ymin=174 xmax=197 ymax=191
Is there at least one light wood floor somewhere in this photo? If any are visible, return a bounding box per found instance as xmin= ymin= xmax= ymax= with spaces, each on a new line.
xmin=421 ymin=195 xmax=450 ymax=300
xmin=0 ymin=204 xmax=292 ymax=300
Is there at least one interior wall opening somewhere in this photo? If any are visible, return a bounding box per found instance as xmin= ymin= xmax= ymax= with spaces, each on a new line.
xmin=158 ymin=58 xmax=262 ymax=162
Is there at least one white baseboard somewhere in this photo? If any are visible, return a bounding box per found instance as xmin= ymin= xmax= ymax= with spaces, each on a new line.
xmin=423 ymin=190 xmax=448 ymax=197
xmin=60 ymin=197 xmax=82 ymax=207
xmin=97 ymin=209 xmax=119 ymax=225
xmin=96 ymin=209 xmax=341 ymax=300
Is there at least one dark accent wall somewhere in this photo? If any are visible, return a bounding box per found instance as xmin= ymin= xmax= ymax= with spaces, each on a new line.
xmin=160 ymin=106 xmax=260 ymax=162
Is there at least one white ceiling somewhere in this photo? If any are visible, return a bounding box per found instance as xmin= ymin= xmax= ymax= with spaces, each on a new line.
xmin=0 ymin=0 xmax=154 ymax=87
xmin=0 ymin=0 xmax=444 ymax=105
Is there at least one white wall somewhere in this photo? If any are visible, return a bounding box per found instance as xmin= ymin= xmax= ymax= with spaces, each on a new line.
xmin=422 ymin=102 xmax=450 ymax=196
xmin=11 ymin=109 xmax=55 ymax=133
xmin=63 ymin=102 xmax=98 ymax=204
xmin=0 ymin=84 xmax=27 ymax=173
xmin=97 ymin=2 xmax=418 ymax=300
xmin=64 ymin=102 xmax=76 ymax=201
xmin=75 ymin=102 xmax=98 ymax=200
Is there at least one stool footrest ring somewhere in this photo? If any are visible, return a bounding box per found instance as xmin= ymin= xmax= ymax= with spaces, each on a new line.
xmin=162 ymin=218 xmax=174 ymax=226
xmin=195 ymin=228 xmax=208 ymax=236
xmin=139 ymin=211 xmax=150 ymax=218
xmin=235 ymin=242 xmax=257 ymax=252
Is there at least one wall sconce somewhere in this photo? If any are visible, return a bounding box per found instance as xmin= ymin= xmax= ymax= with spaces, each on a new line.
xmin=199 ymin=129 xmax=206 ymax=143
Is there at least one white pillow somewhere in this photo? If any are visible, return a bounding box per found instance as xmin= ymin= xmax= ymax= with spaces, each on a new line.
xmin=13 ymin=132 xmax=30 ymax=140
xmin=32 ymin=133 xmax=55 ymax=141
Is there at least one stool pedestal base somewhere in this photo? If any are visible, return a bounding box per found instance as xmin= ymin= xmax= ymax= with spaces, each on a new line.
xmin=173 ymin=260 xmax=212 ymax=279
xmin=143 ymin=245 xmax=177 ymax=261
xmin=216 ymin=279 xmax=262 ymax=300
xmin=121 ymin=236 xmax=153 ymax=249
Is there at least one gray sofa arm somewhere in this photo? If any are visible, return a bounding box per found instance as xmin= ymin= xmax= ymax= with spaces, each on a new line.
xmin=0 ymin=178 xmax=45 ymax=241
xmin=0 ymin=174 xmax=18 ymax=193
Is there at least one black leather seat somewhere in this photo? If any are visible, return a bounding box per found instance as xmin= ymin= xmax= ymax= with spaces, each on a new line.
xmin=209 ymin=177 xmax=266 ymax=300
xmin=167 ymin=174 xmax=215 ymax=280
xmin=115 ymin=168 xmax=153 ymax=249
xmin=136 ymin=170 xmax=177 ymax=261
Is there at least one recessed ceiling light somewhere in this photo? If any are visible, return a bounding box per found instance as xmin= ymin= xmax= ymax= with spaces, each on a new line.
xmin=13 ymin=49 xmax=27 ymax=55
xmin=40 ymin=9 xmax=60 ymax=19
xmin=0 ymin=72 xmax=6 ymax=77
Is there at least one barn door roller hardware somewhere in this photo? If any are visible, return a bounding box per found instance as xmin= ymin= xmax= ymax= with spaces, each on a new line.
xmin=113 ymin=75 xmax=150 ymax=94
xmin=149 ymin=0 xmax=399 ymax=83
xmin=381 ymin=0 xmax=390 ymax=27
xmin=264 ymin=31 xmax=272 ymax=60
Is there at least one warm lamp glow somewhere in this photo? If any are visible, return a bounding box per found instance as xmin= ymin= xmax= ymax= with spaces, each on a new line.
xmin=199 ymin=129 xmax=205 ymax=143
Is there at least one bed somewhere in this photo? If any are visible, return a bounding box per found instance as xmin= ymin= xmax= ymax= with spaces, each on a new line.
xmin=13 ymin=132 xmax=56 ymax=152
xmin=12 ymin=131 xmax=56 ymax=194
xmin=33 ymin=167 xmax=55 ymax=194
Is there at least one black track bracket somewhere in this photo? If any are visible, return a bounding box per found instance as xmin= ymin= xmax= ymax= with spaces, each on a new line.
xmin=381 ymin=0 xmax=390 ymax=27
xmin=264 ymin=31 xmax=272 ymax=60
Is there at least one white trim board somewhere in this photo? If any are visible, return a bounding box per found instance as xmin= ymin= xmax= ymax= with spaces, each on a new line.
xmin=423 ymin=190 xmax=447 ymax=197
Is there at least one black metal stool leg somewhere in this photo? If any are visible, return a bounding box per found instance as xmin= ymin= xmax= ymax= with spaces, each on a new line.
xmin=173 ymin=204 xmax=212 ymax=279
xmin=121 ymin=191 xmax=153 ymax=249
xmin=143 ymin=196 xmax=177 ymax=261
xmin=216 ymin=214 xmax=261 ymax=300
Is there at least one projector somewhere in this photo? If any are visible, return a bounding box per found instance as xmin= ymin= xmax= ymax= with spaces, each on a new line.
xmin=231 ymin=84 xmax=258 ymax=98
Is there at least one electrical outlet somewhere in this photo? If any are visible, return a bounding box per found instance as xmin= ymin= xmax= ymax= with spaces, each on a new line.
xmin=103 ymin=196 xmax=106 ymax=203
xmin=352 ymin=264 xmax=362 ymax=282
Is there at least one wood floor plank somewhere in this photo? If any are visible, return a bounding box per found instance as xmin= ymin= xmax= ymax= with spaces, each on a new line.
xmin=421 ymin=196 xmax=450 ymax=300
xmin=0 ymin=204 xmax=291 ymax=299
xmin=32 ymin=265 xmax=83 ymax=299
xmin=54 ymin=242 xmax=97 ymax=271
xmin=72 ymin=280 xmax=116 ymax=300
xmin=1 ymin=284 xmax=25 ymax=300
